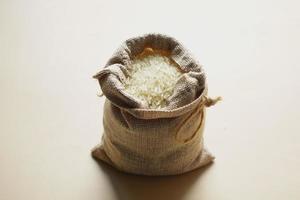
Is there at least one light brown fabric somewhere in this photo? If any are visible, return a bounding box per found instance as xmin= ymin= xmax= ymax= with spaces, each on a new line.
xmin=92 ymin=33 xmax=220 ymax=176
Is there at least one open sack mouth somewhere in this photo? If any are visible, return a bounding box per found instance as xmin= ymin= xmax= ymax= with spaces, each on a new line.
xmin=122 ymin=47 xmax=184 ymax=109
xmin=93 ymin=33 xmax=207 ymax=116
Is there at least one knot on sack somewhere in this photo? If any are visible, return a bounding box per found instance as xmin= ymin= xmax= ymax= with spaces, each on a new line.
xmin=203 ymin=96 xmax=222 ymax=107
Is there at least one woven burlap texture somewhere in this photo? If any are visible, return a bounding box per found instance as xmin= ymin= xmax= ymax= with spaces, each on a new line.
xmin=92 ymin=33 xmax=220 ymax=176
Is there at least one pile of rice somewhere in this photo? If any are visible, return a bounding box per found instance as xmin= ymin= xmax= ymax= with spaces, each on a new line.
xmin=124 ymin=54 xmax=182 ymax=109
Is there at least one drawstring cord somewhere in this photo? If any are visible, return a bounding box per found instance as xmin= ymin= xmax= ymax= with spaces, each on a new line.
xmin=175 ymin=95 xmax=222 ymax=144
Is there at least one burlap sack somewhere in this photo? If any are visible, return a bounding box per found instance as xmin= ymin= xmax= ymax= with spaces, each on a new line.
xmin=92 ymin=33 xmax=220 ymax=176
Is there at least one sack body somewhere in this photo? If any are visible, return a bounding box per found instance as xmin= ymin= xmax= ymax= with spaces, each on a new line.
xmin=92 ymin=33 xmax=219 ymax=176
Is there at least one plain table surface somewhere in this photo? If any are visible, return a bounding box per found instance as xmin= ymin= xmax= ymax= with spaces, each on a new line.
xmin=1 ymin=0 xmax=300 ymax=199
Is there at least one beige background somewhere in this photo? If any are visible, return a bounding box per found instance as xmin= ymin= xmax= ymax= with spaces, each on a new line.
xmin=1 ymin=0 xmax=300 ymax=199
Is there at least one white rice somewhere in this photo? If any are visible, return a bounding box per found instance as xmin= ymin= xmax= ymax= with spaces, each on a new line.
xmin=124 ymin=54 xmax=182 ymax=109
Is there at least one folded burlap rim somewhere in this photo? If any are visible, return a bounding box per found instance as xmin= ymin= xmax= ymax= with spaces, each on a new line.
xmin=93 ymin=33 xmax=221 ymax=119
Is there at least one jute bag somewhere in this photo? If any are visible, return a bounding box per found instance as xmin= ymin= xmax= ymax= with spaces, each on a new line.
xmin=92 ymin=33 xmax=220 ymax=176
